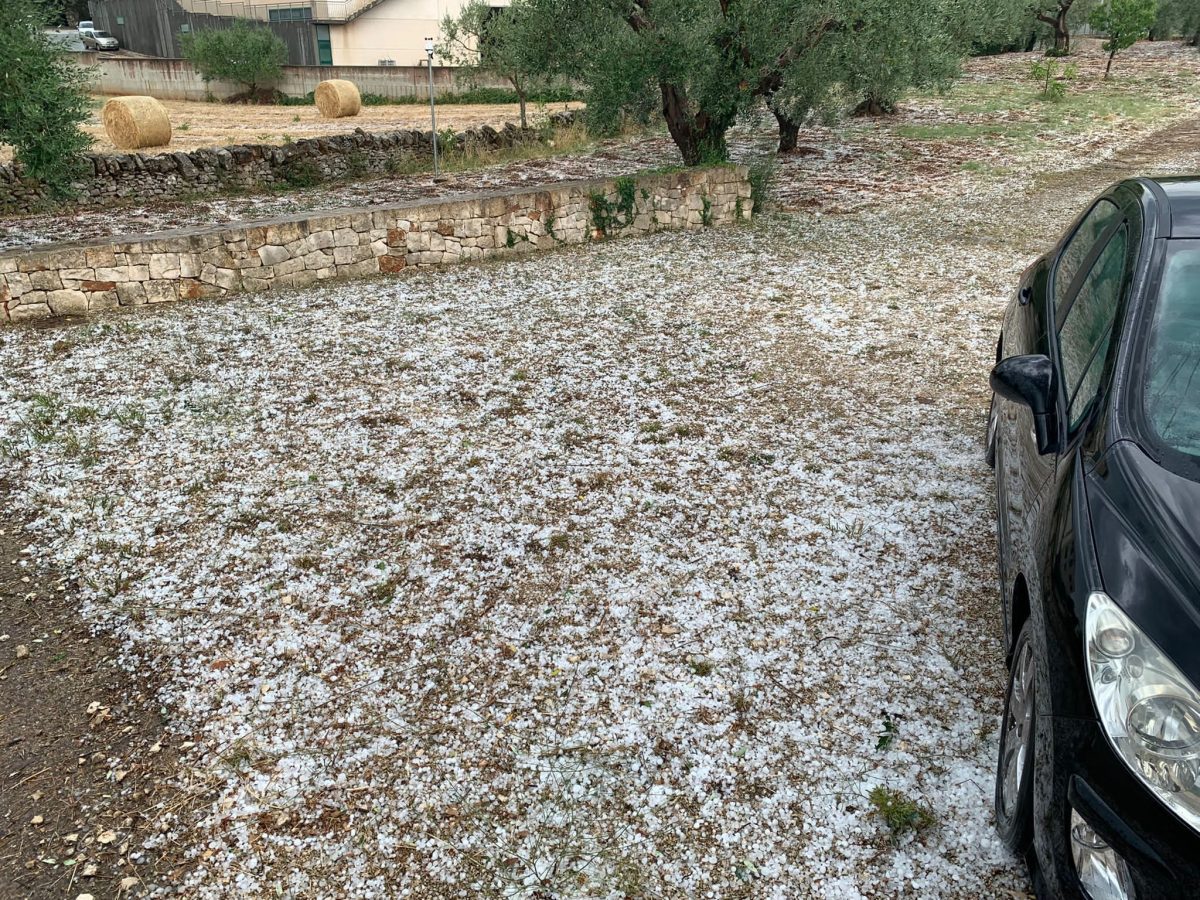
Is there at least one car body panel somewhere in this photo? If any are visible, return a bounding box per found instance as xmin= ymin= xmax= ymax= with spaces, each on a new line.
xmin=990 ymin=177 xmax=1200 ymax=897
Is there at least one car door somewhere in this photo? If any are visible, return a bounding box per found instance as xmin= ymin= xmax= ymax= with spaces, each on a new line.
xmin=994 ymin=198 xmax=1125 ymax=649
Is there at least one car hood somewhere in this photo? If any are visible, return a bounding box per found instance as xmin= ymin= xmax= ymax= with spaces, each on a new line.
xmin=1087 ymin=439 xmax=1200 ymax=685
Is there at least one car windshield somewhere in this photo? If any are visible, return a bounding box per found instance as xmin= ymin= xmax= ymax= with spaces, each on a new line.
xmin=95 ymin=31 xmax=113 ymax=38
xmin=1145 ymin=241 xmax=1200 ymax=459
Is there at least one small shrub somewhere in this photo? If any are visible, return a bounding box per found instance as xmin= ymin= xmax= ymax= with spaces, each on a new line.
xmin=747 ymin=157 xmax=776 ymax=214
xmin=1030 ymin=58 xmax=1078 ymax=101
xmin=282 ymin=157 xmax=321 ymax=188
xmin=345 ymin=150 xmax=368 ymax=177
xmin=868 ymin=786 xmax=936 ymax=841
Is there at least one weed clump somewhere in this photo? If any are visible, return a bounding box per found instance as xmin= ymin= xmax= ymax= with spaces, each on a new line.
xmin=868 ymin=786 xmax=937 ymax=841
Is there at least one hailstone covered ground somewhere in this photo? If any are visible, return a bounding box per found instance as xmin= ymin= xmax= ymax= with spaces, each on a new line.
xmin=3 ymin=40 xmax=1200 ymax=899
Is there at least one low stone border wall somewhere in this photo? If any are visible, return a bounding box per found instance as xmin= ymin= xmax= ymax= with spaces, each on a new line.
xmin=1 ymin=166 xmax=751 ymax=324
xmin=0 ymin=111 xmax=579 ymax=215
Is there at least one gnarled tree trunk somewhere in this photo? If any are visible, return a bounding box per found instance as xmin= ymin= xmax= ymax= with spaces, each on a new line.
xmin=659 ymin=82 xmax=730 ymax=166
xmin=773 ymin=107 xmax=800 ymax=153
xmin=1037 ymin=2 xmax=1073 ymax=55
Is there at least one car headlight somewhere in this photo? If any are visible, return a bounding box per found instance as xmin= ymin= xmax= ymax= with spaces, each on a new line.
xmin=1086 ymin=591 xmax=1200 ymax=833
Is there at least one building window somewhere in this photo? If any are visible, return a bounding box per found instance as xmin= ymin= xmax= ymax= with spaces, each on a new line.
xmin=315 ymin=24 xmax=332 ymax=66
xmin=269 ymin=7 xmax=313 ymax=22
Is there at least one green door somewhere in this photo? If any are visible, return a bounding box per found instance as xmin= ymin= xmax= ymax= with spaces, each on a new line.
xmin=315 ymin=24 xmax=332 ymax=66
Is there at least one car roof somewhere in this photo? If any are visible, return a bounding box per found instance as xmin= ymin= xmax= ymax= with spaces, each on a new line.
xmin=1143 ymin=177 xmax=1200 ymax=239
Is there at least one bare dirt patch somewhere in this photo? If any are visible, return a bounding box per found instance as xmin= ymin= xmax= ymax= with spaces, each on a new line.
xmin=0 ymin=482 xmax=198 ymax=898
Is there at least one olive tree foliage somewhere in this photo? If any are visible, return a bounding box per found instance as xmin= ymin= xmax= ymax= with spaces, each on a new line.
xmin=439 ymin=0 xmax=555 ymax=128
xmin=508 ymin=0 xmax=1025 ymax=163
xmin=1150 ymin=0 xmax=1200 ymax=43
xmin=0 ymin=0 xmax=92 ymax=195
xmin=181 ymin=21 xmax=287 ymax=96
xmin=828 ymin=0 xmax=1029 ymax=117
xmin=1090 ymin=0 xmax=1158 ymax=76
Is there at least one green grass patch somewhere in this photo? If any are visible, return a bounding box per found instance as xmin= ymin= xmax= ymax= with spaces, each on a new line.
xmin=868 ymin=786 xmax=937 ymax=841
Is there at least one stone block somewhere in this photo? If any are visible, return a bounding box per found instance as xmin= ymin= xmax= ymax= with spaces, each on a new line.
xmin=4 ymin=272 xmax=31 ymax=297
xmin=149 ymin=253 xmax=181 ymax=279
xmin=29 ymin=270 xmax=62 ymax=291
xmin=200 ymin=248 xmax=233 ymax=268
xmin=94 ymin=266 xmax=131 ymax=283
xmin=245 ymin=226 xmax=269 ymax=250
xmin=178 ymin=280 xmax=211 ymax=301
xmin=276 ymin=270 xmax=319 ymax=291
xmin=308 ymin=230 xmax=334 ymax=251
xmin=88 ymin=291 xmax=120 ymax=311
xmin=243 ymin=277 xmax=272 ymax=293
xmin=214 ymin=268 xmax=240 ymax=291
xmin=264 ymin=221 xmax=305 ymax=245
xmin=379 ymin=254 xmax=406 ymax=274
xmin=85 ymin=248 xmax=117 ymax=268
xmin=179 ymin=254 xmax=201 ymax=278
xmin=339 ymin=259 xmax=377 ymax=278
xmin=387 ymin=227 xmax=407 ymax=247
xmin=303 ymin=250 xmax=333 ymax=271
xmin=116 ymin=282 xmax=147 ymax=306
xmin=258 ymin=245 xmax=290 ymax=266
xmin=61 ymin=268 xmax=96 ymax=282
xmin=274 ymin=257 xmax=305 ymax=276
xmin=8 ymin=303 xmax=51 ymax=322
xmin=316 ymin=267 xmax=335 ymax=280
xmin=333 ymin=228 xmax=358 ymax=248
xmin=46 ymin=290 xmax=88 ymax=316
xmin=0 ymin=259 xmax=17 ymax=274
xmin=145 ymin=281 xmax=177 ymax=304
xmin=371 ymin=240 xmax=388 ymax=258
xmin=82 ymin=280 xmax=118 ymax=293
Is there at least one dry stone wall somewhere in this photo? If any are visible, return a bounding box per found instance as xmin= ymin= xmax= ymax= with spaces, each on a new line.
xmin=1 ymin=166 xmax=751 ymax=324
xmin=0 ymin=112 xmax=578 ymax=215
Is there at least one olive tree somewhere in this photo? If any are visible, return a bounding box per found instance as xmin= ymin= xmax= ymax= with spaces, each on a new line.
xmin=1090 ymin=0 xmax=1158 ymax=77
xmin=0 ymin=0 xmax=91 ymax=195
xmin=182 ymin=21 xmax=287 ymax=98
xmin=1033 ymin=0 xmax=1078 ymax=53
xmin=507 ymin=0 xmax=1029 ymax=162
xmin=440 ymin=0 xmax=552 ymax=127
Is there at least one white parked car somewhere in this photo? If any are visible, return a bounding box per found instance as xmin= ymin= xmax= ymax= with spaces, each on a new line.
xmin=82 ymin=29 xmax=120 ymax=51
xmin=77 ymin=20 xmax=93 ymax=33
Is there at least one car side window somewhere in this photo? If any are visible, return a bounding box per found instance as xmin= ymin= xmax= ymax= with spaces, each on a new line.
xmin=1057 ymin=224 xmax=1128 ymax=430
xmin=1054 ymin=199 xmax=1123 ymax=319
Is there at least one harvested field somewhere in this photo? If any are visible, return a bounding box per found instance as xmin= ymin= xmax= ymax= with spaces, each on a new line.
xmin=2 ymin=39 xmax=1200 ymax=899
xmin=85 ymin=98 xmax=582 ymax=157
xmin=0 ymin=99 xmax=583 ymax=164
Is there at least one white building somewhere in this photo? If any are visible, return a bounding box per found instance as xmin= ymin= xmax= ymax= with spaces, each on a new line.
xmin=93 ymin=0 xmax=502 ymax=67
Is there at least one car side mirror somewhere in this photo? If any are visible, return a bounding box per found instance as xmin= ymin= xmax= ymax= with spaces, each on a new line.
xmin=990 ymin=354 xmax=1059 ymax=455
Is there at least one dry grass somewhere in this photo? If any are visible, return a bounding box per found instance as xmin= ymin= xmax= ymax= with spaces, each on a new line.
xmin=90 ymin=98 xmax=582 ymax=156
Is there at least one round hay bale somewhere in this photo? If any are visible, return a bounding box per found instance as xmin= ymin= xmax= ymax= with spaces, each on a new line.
xmin=101 ymin=96 xmax=172 ymax=150
xmin=315 ymin=79 xmax=362 ymax=119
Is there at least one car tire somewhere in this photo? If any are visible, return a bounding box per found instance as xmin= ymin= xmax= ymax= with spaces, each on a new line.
xmin=985 ymin=394 xmax=998 ymax=468
xmin=995 ymin=618 xmax=1036 ymax=851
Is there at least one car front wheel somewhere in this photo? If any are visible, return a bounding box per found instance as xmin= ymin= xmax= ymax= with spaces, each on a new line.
xmin=995 ymin=618 xmax=1036 ymax=851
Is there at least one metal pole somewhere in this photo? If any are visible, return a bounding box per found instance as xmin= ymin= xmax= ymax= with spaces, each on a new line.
xmin=425 ymin=39 xmax=439 ymax=176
